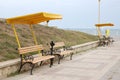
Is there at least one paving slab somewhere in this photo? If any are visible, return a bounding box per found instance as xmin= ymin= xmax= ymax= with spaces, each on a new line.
xmin=2 ymin=41 xmax=120 ymax=80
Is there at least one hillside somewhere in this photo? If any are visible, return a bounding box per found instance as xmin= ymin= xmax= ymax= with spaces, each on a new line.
xmin=0 ymin=19 xmax=98 ymax=62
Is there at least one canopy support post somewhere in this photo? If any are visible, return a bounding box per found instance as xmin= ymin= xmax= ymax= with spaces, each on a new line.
xmin=96 ymin=27 xmax=102 ymax=38
xmin=29 ymin=24 xmax=41 ymax=54
xmin=12 ymin=24 xmax=21 ymax=48
xmin=29 ymin=24 xmax=38 ymax=45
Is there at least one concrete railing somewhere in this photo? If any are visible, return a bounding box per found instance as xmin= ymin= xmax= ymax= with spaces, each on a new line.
xmin=0 ymin=41 xmax=99 ymax=79
xmin=71 ymin=41 xmax=98 ymax=53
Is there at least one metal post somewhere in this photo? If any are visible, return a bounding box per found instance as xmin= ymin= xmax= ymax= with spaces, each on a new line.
xmin=97 ymin=0 xmax=102 ymax=38
xmin=12 ymin=24 xmax=23 ymax=71
xmin=98 ymin=0 xmax=101 ymax=23
xmin=29 ymin=24 xmax=38 ymax=45
xmin=50 ymin=41 xmax=55 ymax=55
xmin=12 ymin=24 xmax=21 ymax=48
xmin=29 ymin=24 xmax=41 ymax=54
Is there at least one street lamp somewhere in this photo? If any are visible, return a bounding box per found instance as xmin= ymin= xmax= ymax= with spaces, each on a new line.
xmin=98 ymin=0 xmax=100 ymax=23
xmin=97 ymin=0 xmax=102 ymax=38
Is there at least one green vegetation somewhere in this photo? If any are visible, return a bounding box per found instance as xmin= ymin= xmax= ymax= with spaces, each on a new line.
xmin=0 ymin=21 xmax=98 ymax=62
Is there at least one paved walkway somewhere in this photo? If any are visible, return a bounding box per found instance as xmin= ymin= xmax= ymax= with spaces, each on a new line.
xmin=2 ymin=40 xmax=120 ymax=80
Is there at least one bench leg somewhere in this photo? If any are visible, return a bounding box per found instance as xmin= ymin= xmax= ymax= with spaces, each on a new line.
xmin=18 ymin=62 xmax=26 ymax=73
xmin=61 ymin=55 xmax=64 ymax=59
xmin=50 ymin=58 xmax=54 ymax=67
xmin=58 ymin=55 xmax=61 ymax=64
xmin=40 ymin=61 xmax=43 ymax=66
xmin=30 ymin=64 xmax=35 ymax=75
xmin=70 ymin=53 xmax=73 ymax=60
xmin=18 ymin=63 xmax=23 ymax=73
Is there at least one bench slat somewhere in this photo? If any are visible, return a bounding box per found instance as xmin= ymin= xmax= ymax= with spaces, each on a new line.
xmin=23 ymin=55 xmax=55 ymax=64
xmin=54 ymin=42 xmax=65 ymax=48
xmin=18 ymin=45 xmax=43 ymax=54
xmin=54 ymin=50 xmax=73 ymax=55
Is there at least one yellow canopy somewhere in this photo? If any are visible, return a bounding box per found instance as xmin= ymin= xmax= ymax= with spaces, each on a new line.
xmin=6 ymin=12 xmax=62 ymax=24
xmin=95 ymin=23 xmax=114 ymax=27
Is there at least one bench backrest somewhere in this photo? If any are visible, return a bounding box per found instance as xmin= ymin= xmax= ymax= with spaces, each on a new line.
xmin=18 ymin=45 xmax=43 ymax=54
xmin=54 ymin=42 xmax=65 ymax=48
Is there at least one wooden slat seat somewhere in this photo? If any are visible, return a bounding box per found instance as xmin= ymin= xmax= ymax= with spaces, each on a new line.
xmin=18 ymin=45 xmax=55 ymax=75
xmin=23 ymin=55 xmax=55 ymax=64
xmin=57 ymin=50 xmax=73 ymax=56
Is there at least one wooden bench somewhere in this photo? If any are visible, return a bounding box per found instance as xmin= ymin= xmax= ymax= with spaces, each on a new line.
xmin=50 ymin=41 xmax=74 ymax=64
xmin=98 ymin=38 xmax=106 ymax=46
xmin=18 ymin=45 xmax=55 ymax=75
xmin=98 ymin=36 xmax=114 ymax=47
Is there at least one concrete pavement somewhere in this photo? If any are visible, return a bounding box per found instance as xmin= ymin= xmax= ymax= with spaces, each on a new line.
xmin=2 ymin=40 xmax=120 ymax=80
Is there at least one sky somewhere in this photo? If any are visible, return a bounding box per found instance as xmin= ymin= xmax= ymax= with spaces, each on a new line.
xmin=0 ymin=0 xmax=120 ymax=29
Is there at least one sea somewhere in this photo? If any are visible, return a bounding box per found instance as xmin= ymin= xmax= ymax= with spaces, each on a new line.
xmin=65 ymin=28 xmax=120 ymax=40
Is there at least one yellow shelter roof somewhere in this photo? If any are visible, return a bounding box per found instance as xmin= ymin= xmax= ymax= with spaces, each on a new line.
xmin=95 ymin=23 xmax=114 ymax=27
xmin=6 ymin=12 xmax=62 ymax=24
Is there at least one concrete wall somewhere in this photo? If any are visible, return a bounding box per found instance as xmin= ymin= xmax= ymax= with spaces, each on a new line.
xmin=0 ymin=41 xmax=98 ymax=79
xmin=71 ymin=41 xmax=98 ymax=53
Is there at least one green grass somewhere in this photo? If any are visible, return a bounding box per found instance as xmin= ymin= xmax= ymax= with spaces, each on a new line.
xmin=0 ymin=22 xmax=98 ymax=62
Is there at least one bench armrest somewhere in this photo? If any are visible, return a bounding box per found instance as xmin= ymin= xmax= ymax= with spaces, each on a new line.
xmin=23 ymin=55 xmax=34 ymax=61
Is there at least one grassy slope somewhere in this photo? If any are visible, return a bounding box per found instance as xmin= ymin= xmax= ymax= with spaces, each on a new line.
xmin=0 ymin=21 xmax=98 ymax=62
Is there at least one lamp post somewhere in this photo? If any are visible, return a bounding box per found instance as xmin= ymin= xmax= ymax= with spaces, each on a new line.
xmin=97 ymin=0 xmax=102 ymax=38
xmin=98 ymin=0 xmax=100 ymax=23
